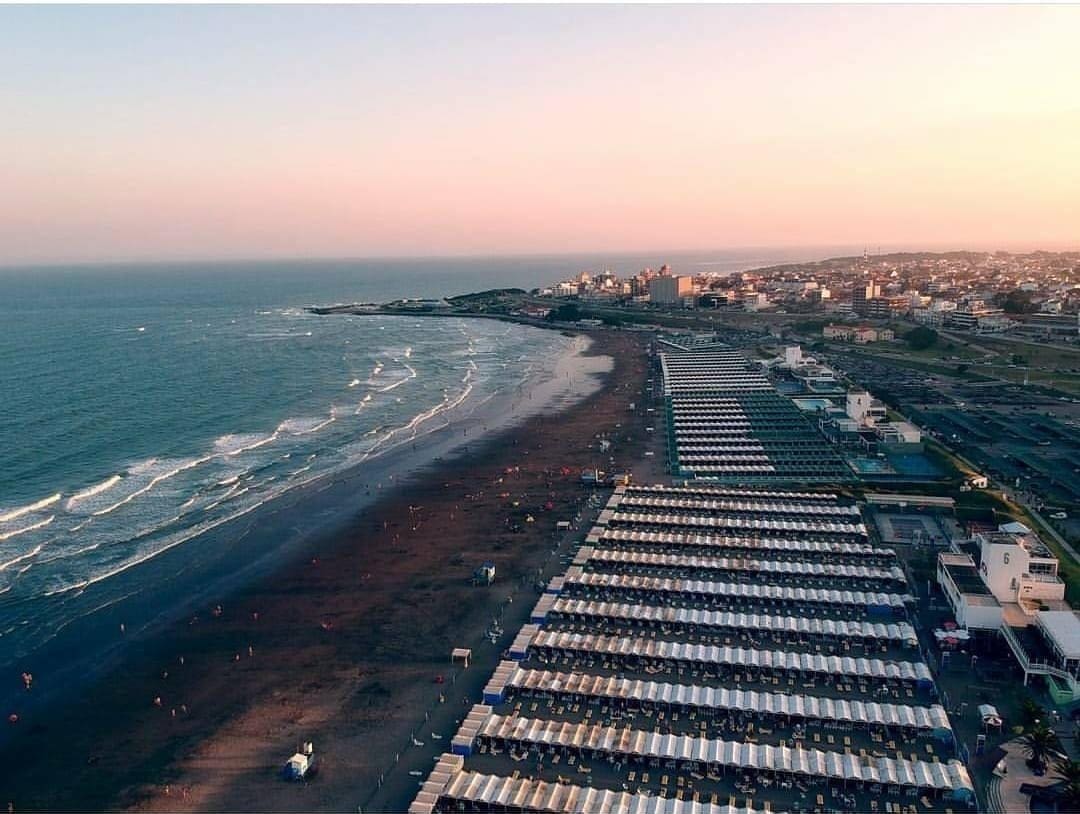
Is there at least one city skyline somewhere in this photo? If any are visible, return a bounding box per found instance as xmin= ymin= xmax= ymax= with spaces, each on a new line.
xmin=2 ymin=4 xmax=1079 ymax=265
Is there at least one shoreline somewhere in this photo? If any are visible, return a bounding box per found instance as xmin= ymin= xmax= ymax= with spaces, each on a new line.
xmin=0 ymin=325 xmax=602 ymax=735
xmin=0 ymin=319 xmax=604 ymax=712
xmin=0 ymin=329 xmax=647 ymax=812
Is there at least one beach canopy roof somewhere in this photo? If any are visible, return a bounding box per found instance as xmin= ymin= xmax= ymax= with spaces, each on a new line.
xmin=611 ymin=494 xmax=862 ymax=518
xmin=596 ymin=527 xmax=893 ymax=559
xmin=563 ymin=568 xmax=913 ymax=609
xmin=543 ymin=596 xmax=917 ymax=643
xmin=485 ymin=662 xmax=950 ymax=733
xmin=575 ymin=546 xmax=903 ymax=583
xmin=473 ymin=711 xmax=973 ymax=793
xmin=528 ymin=628 xmax=933 ymax=683
xmin=621 ymin=484 xmax=840 ymax=502
xmin=417 ymin=757 xmax=778 ymax=814
xmin=609 ymin=510 xmax=867 ymax=537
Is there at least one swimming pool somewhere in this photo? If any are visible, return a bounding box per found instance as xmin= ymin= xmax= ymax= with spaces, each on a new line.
xmin=792 ymin=397 xmax=835 ymax=411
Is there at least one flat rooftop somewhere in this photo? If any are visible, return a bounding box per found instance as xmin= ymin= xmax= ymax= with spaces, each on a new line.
xmin=942 ymin=562 xmax=993 ymax=597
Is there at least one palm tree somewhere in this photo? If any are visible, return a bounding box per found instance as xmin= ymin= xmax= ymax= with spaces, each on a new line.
xmin=1021 ymin=724 xmax=1060 ymax=772
xmin=1052 ymin=755 xmax=1080 ymax=811
xmin=1021 ymin=698 xmax=1045 ymax=727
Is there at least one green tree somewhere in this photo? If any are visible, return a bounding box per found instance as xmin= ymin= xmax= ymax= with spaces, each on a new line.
xmin=1020 ymin=723 xmax=1060 ymax=771
xmin=905 ymin=326 xmax=939 ymax=350
xmin=1021 ymin=698 xmax=1046 ymax=727
xmin=994 ymin=289 xmax=1037 ymax=314
xmin=1053 ymin=755 xmax=1080 ymax=810
xmin=547 ymin=303 xmax=582 ymax=322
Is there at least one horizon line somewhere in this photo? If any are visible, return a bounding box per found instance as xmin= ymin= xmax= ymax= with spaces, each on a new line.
xmin=3 ymin=240 xmax=1079 ymax=273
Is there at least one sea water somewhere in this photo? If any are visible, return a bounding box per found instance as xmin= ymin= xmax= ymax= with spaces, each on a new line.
xmin=0 ymin=249 xmax=845 ymax=667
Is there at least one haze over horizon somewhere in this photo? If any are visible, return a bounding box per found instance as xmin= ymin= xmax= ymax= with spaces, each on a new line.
xmin=3 ymin=4 xmax=1079 ymax=266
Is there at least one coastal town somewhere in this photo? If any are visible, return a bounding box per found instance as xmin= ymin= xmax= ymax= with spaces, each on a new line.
xmin=6 ymin=5 xmax=1080 ymax=813
xmin=535 ymin=251 xmax=1080 ymax=339
xmin=5 ymin=253 xmax=1080 ymax=814
xmin=388 ymin=252 xmax=1080 ymax=814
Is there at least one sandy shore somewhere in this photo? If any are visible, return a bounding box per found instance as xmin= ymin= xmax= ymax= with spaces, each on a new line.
xmin=0 ymin=329 xmax=653 ymax=812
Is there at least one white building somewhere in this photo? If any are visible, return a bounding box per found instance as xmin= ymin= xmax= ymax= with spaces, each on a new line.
xmin=648 ymin=275 xmax=694 ymax=305
xmin=824 ymin=324 xmax=855 ymax=340
xmin=875 ymin=421 xmax=922 ymax=446
xmin=846 ymin=391 xmax=887 ymax=426
xmin=741 ymin=292 xmax=770 ymax=312
xmin=977 ymin=528 xmax=1066 ymax=610
xmin=1035 ymin=612 xmax=1080 ymax=680
xmin=937 ymin=552 xmax=1003 ymax=631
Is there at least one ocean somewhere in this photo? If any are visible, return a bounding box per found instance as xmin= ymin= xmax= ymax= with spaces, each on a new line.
xmin=0 ymin=249 xmax=849 ymax=674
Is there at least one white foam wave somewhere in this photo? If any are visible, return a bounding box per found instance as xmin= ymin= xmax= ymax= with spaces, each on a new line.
xmin=214 ymin=432 xmax=278 ymax=456
xmin=43 ymin=482 xmax=297 ymax=597
xmin=65 ymin=475 xmax=122 ymax=510
xmin=0 ymin=493 xmax=61 ymax=523
xmin=348 ymin=378 xmax=361 ymax=388
xmin=0 ymin=515 xmax=54 ymax=542
xmin=277 ymin=414 xmax=335 ymax=435
xmin=377 ymin=362 xmax=418 ymax=393
xmin=0 ymin=542 xmax=46 ymax=572
xmin=93 ymin=456 xmax=213 ymax=517
xmin=129 ymin=458 xmax=160 ymax=475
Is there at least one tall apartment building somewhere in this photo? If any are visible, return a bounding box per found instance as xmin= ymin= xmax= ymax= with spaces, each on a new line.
xmin=648 ymin=274 xmax=693 ymax=305
xmin=852 ymin=281 xmax=880 ymax=314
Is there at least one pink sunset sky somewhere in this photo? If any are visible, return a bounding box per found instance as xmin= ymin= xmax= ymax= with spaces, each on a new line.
xmin=1 ymin=4 xmax=1078 ymax=265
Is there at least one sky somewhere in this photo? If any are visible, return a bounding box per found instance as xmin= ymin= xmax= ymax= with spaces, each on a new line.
xmin=2 ymin=4 xmax=1079 ymax=265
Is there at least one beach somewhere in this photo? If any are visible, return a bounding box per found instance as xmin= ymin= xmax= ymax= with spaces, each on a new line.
xmin=0 ymin=328 xmax=653 ymax=812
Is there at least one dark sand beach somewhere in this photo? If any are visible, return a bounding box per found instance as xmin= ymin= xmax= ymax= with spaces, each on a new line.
xmin=1 ymin=329 xmax=654 ymax=812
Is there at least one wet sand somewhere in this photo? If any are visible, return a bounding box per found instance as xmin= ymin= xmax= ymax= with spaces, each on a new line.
xmin=0 ymin=330 xmax=652 ymax=812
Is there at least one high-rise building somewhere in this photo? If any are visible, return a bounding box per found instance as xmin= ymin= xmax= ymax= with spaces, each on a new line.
xmin=852 ymin=280 xmax=881 ymax=315
xmin=648 ymin=274 xmax=693 ymax=305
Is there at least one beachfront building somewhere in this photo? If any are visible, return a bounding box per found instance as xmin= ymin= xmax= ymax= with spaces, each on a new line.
xmin=976 ymin=527 xmax=1066 ymax=610
xmin=846 ymin=391 xmax=888 ymax=427
xmin=411 ymin=484 xmax=975 ymax=814
xmin=937 ymin=551 xmax=1003 ymax=632
xmin=934 ymin=522 xmax=1080 ymax=701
